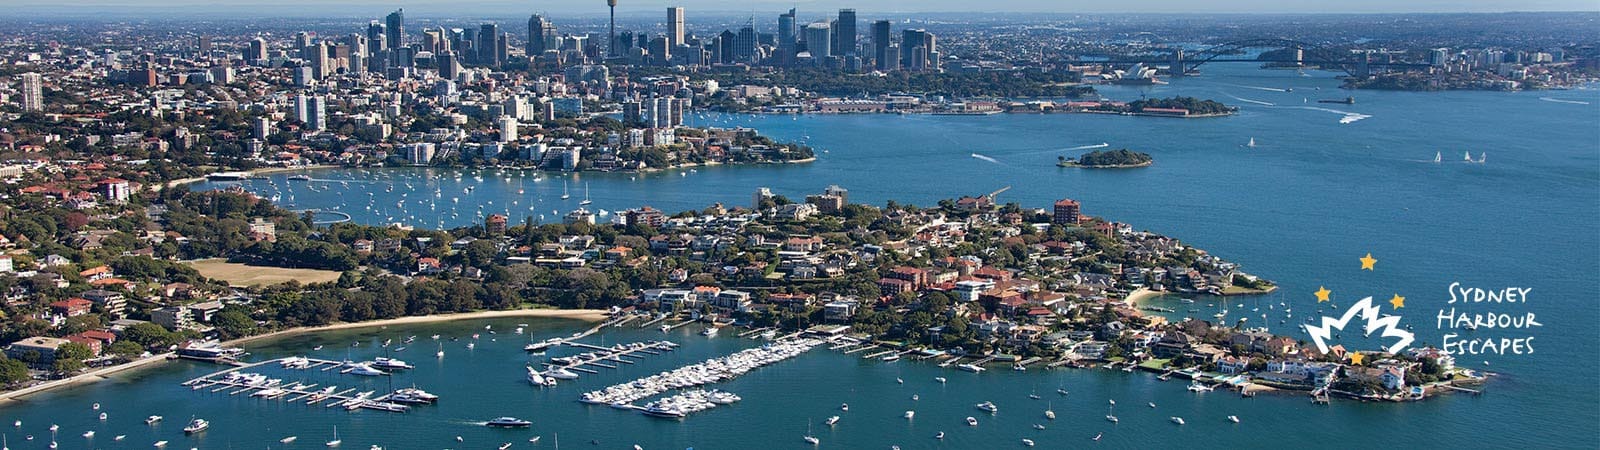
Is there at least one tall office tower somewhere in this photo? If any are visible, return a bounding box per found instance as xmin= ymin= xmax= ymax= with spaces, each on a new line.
xmin=196 ymin=35 xmax=212 ymax=54
xmin=804 ymin=22 xmax=831 ymax=60
xmin=18 ymin=73 xmax=43 ymax=111
xmin=777 ymin=9 xmax=797 ymax=65
xmin=384 ymin=8 xmax=403 ymax=49
xmin=293 ymin=65 xmax=314 ymax=86
xmin=649 ymin=37 xmax=671 ymax=65
xmin=871 ymin=20 xmax=891 ymax=70
xmin=366 ymin=21 xmax=387 ymax=55
xmin=667 ymin=7 xmax=685 ymax=48
xmin=901 ymin=29 xmax=936 ymax=70
xmin=496 ymin=33 xmax=510 ymax=67
xmin=734 ymin=26 xmax=756 ymax=63
xmin=422 ymin=28 xmax=444 ymax=54
xmin=437 ymin=51 xmax=461 ymax=80
xmin=247 ymin=37 xmax=268 ymax=62
xmin=294 ymin=31 xmax=315 ymax=59
xmin=716 ymin=30 xmax=736 ymax=64
xmin=528 ymin=15 xmax=556 ymax=55
xmin=835 ymin=9 xmax=856 ymax=57
xmin=479 ymin=23 xmax=501 ymax=66
xmin=310 ymin=42 xmax=334 ymax=79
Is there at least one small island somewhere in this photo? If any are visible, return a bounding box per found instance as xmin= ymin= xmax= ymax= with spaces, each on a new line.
xmin=1089 ymin=96 xmax=1239 ymax=118
xmin=1058 ymin=149 xmax=1154 ymax=168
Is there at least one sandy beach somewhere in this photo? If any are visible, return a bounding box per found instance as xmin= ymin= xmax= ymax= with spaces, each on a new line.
xmin=223 ymin=308 xmax=610 ymax=347
xmin=0 ymin=308 xmax=608 ymax=402
xmin=1123 ymin=287 xmax=1164 ymax=305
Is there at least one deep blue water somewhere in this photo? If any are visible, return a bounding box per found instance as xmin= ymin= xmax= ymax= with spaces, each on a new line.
xmin=33 ymin=64 xmax=1600 ymax=448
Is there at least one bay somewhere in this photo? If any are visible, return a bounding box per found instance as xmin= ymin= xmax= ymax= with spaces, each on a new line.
xmin=48 ymin=63 xmax=1600 ymax=448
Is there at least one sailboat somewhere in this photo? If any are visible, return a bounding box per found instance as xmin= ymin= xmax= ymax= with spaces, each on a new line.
xmin=1105 ymin=403 xmax=1119 ymax=423
xmin=579 ymin=183 xmax=592 ymax=205
xmin=1045 ymin=402 xmax=1056 ymax=420
xmin=1478 ymin=152 xmax=1486 ymax=164
xmin=1246 ymin=137 xmax=1256 ymax=148
xmin=802 ymin=419 xmax=819 ymax=445
xmin=1464 ymin=151 xmax=1472 ymax=162
xmin=1434 ymin=151 xmax=1442 ymax=163
xmin=326 ymin=426 xmax=341 ymax=447
xmin=560 ymin=181 xmax=570 ymax=200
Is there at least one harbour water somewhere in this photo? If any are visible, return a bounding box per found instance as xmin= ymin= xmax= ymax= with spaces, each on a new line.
xmin=36 ymin=64 xmax=1599 ymax=448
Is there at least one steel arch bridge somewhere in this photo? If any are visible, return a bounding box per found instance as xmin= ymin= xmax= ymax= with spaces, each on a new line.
xmin=1178 ymin=38 xmax=1358 ymax=76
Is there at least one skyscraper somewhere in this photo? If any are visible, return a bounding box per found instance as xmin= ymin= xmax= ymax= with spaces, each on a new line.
xmin=735 ymin=26 xmax=756 ymax=63
xmin=901 ymin=29 xmax=936 ymax=71
xmin=366 ymin=21 xmax=387 ymax=54
xmin=667 ymin=7 xmax=686 ymax=48
xmin=19 ymin=73 xmax=43 ymax=111
xmin=385 ymin=9 xmax=405 ymax=59
xmin=479 ymin=23 xmax=501 ymax=66
xmin=528 ymin=15 xmax=556 ymax=55
xmin=804 ymin=22 xmax=831 ymax=61
xmin=835 ymin=9 xmax=857 ymax=57
xmin=872 ymin=20 xmax=891 ymax=70
xmin=777 ymin=9 xmax=797 ymax=65
xmin=247 ymin=37 xmax=268 ymax=62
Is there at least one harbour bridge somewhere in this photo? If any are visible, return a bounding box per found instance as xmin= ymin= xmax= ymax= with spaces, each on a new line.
xmin=1097 ymin=38 xmax=1429 ymax=78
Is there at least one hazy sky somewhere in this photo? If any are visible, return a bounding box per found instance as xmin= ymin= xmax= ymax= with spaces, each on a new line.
xmin=5 ymin=0 xmax=1598 ymax=17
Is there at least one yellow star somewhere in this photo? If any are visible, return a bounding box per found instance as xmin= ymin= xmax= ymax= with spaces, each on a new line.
xmin=1359 ymin=253 xmax=1377 ymax=271
xmin=1348 ymin=352 xmax=1365 ymax=365
xmin=1389 ymin=294 xmax=1405 ymax=309
xmin=1314 ymin=286 xmax=1331 ymax=302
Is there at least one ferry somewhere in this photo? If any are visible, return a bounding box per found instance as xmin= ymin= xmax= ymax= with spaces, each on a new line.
xmin=485 ymin=417 xmax=533 ymax=428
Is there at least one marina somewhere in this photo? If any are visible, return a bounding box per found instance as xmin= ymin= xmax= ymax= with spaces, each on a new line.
xmin=179 ymin=357 xmax=436 ymax=414
xmin=580 ymin=337 xmax=824 ymax=417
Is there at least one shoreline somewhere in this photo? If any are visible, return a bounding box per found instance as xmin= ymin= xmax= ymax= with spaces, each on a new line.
xmin=161 ymin=164 xmax=340 ymax=191
xmin=221 ymin=308 xmax=610 ymax=347
xmin=1123 ymin=287 xmax=1163 ymax=305
xmin=0 ymin=308 xmax=608 ymax=403
xmin=1058 ymin=161 xmax=1153 ymax=169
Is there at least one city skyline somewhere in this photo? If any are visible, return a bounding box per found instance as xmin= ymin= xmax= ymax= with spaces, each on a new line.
xmin=2 ymin=0 xmax=1597 ymax=18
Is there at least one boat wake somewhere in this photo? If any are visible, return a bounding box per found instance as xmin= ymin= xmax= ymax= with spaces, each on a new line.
xmin=1225 ymin=94 xmax=1275 ymax=106
xmin=1283 ymin=106 xmax=1371 ymax=124
xmin=1064 ymin=143 xmax=1110 ymax=151
xmin=969 ymin=153 xmax=1003 ymax=165
xmin=1226 ymin=84 xmax=1288 ymax=93
xmin=1538 ymin=97 xmax=1590 ymax=105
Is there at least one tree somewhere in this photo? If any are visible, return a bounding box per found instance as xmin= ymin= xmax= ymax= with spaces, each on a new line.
xmin=52 ymin=342 xmax=94 ymax=373
xmin=106 ymin=341 xmax=146 ymax=358
xmin=212 ymin=309 xmax=256 ymax=339
xmin=0 ymin=357 xmax=28 ymax=385
xmin=122 ymin=322 xmax=177 ymax=348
